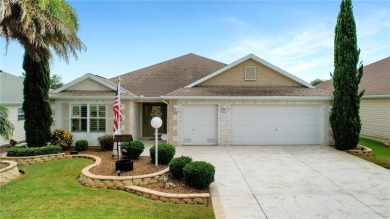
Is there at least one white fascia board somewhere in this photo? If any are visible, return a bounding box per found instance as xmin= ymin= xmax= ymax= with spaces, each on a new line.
xmin=52 ymin=73 xmax=117 ymax=93
xmin=161 ymin=96 xmax=332 ymax=101
xmin=135 ymin=97 xmax=164 ymax=102
xmin=185 ymin=54 xmax=314 ymax=88
xmin=0 ymin=102 xmax=23 ymax=105
xmin=362 ymin=94 xmax=390 ymax=99
xmin=50 ymin=96 xmax=139 ymax=100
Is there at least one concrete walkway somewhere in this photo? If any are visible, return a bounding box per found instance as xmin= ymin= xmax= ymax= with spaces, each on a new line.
xmin=176 ymin=145 xmax=390 ymax=219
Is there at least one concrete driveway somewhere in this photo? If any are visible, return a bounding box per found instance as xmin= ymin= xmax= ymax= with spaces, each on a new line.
xmin=176 ymin=145 xmax=390 ymax=219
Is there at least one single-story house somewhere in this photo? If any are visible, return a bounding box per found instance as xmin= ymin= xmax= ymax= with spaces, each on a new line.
xmin=316 ymin=57 xmax=390 ymax=144
xmin=0 ymin=70 xmax=25 ymax=146
xmin=50 ymin=54 xmax=332 ymax=146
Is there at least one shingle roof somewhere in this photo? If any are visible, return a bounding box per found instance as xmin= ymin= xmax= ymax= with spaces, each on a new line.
xmin=166 ymin=86 xmax=331 ymax=97
xmin=112 ymin=53 xmax=227 ymax=97
xmin=316 ymin=57 xmax=390 ymax=95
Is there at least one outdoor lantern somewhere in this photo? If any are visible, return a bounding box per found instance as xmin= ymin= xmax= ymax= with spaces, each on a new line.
xmin=151 ymin=117 xmax=162 ymax=166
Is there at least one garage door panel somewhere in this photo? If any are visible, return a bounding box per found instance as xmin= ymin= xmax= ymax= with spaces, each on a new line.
xmin=231 ymin=105 xmax=321 ymax=145
xmin=182 ymin=105 xmax=217 ymax=146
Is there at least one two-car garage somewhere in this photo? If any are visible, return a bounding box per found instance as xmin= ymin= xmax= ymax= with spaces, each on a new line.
xmin=181 ymin=104 xmax=325 ymax=146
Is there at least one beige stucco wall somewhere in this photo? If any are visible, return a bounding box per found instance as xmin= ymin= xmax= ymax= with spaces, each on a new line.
xmin=359 ymin=98 xmax=390 ymax=142
xmin=67 ymin=78 xmax=111 ymax=91
xmin=168 ymin=100 xmax=178 ymax=145
xmin=0 ymin=105 xmax=25 ymax=146
xmin=168 ymin=99 xmax=330 ymax=147
xmin=199 ymin=59 xmax=302 ymax=87
xmin=51 ymin=99 xmax=131 ymax=146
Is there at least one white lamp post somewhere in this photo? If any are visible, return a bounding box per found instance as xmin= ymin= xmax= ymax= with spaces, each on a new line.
xmin=151 ymin=117 xmax=162 ymax=166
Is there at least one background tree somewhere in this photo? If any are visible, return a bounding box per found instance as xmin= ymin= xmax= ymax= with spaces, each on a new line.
xmin=21 ymin=72 xmax=64 ymax=90
xmin=1 ymin=0 xmax=85 ymax=147
xmin=0 ymin=105 xmax=14 ymax=140
xmin=310 ymin=78 xmax=324 ymax=86
xmin=330 ymin=0 xmax=364 ymax=150
xmin=50 ymin=74 xmax=64 ymax=90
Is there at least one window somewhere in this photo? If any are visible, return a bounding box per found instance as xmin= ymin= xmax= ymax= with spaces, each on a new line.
xmin=18 ymin=108 xmax=25 ymax=121
xmin=90 ymin=105 xmax=106 ymax=132
xmin=71 ymin=105 xmax=87 ymax=132
xmin=71 ymin=104 xmax=106 ymax=132
xmin=245 ymin=66 xmax=257 ymax=80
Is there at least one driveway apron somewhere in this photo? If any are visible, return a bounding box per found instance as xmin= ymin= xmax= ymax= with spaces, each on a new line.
xmin=176 ymin=145 xmax=390 ymax=219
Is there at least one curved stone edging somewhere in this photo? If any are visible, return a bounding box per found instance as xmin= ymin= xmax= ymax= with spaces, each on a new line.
xmin=0 ymin=160 xmax=21 ymax=186
xmin=347 ymin=145 xmax=372 ymax=156
xmin=68 ymin=155 xmax=169 ymax=189
xmin=125 ymin=185 xmax=211 ymax=205
xmin=0 ymin=153 xmax=66 ymax=166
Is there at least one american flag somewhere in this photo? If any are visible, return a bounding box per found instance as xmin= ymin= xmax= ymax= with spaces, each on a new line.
xmin=113 ymin=84 xmax=122 ymax=132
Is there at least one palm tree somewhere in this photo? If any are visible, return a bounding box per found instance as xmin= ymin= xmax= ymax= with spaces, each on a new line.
xmin=0 ymin=105 xmax=14 ymax=140
xmin=0 ymin=0 xmax=86 ymax=146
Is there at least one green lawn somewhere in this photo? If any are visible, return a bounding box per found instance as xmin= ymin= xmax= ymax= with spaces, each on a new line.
xmin=357 ymin=138 xmax=390 ymax=169
xmin=0 ymin=159 xmax=215 ymax=219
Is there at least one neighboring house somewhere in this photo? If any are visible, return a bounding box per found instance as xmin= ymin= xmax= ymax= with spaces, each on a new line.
xmin=0 ymin=70 xmax=25 ymax=146
xmin=50 ymin=54 xmax=332 ymax=146
xmin=317 ymin=57 xmax=390 ymax=143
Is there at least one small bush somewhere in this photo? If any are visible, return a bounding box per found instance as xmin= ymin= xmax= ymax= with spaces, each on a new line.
xmin=7 ymin=145 xmax=62 ymax=157
xmin=149 ymin=144 xmax=175 ymax=165
xmin=121 ymin=140 xmax=145 ymax=160
xmin=169 ymin=156 xmax=192 ymax=180
xmin=98 ymin=135 xmax=114 ymax=151
xmin=75 ymin=140 xmax=88 ymax=151
xmin=183 ymin=161 xmax=215 ymax=189
xmin=9 ymin=139 xmax=17 ymax=146
xmin=51 ymin=129 xmax=73 ymax=148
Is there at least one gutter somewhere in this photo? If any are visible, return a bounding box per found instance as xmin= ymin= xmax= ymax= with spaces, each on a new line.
xmin=49 ymin=96 xmax=139 ymax=100
xmin=160 ymin=96 xmax=333 ymax=101
xmin=361 ymin=95 xmax=390 ymax=99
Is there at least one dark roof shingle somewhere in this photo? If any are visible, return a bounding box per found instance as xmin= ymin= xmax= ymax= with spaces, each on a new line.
xmin=316 ymin=57 xmax=390 ymax=95
xmin=112 ymin=53 xmax=227 ymax=97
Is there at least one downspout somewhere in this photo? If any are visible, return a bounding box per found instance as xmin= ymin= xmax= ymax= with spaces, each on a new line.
xmin=162 ymin=99 xmax=169 ymax=144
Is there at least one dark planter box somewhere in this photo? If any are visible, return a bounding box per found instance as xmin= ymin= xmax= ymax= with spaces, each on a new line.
xmin=115 ymin=159 xmax=133 ymax=172
xmin=70 ymin=151 xmax=78 ymax=155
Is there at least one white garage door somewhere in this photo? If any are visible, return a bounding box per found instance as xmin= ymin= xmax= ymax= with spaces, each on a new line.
xmin=231 ymin=105 xmax=321 ymax=145
xmin=182 ymin=105 xmax=217 ymax=145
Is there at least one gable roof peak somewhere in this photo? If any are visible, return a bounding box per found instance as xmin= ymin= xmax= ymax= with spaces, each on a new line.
xmin=185 ymin=54 xmax=314 ymax=88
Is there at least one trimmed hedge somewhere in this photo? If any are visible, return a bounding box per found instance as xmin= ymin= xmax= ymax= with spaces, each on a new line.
xmin=75 ymin=140 xmax=88 ymax=151
xmin=149 ymin=144 xmax=175 ymax=165
xmin=183 ymin=161 xmax=215 ymax=189
xmin=7 ymin=145 xmax=62 ymax=157
xmin=169 ymin=156 xmax=192 ymax=180
xmin=121 ymin=140 xmax=145 ymax=160
xmin=98 ymin=135 xmax=114 ymax=151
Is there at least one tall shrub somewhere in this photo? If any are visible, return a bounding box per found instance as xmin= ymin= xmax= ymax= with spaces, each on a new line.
xmin=330 ymin=0 xmax=364 ymax=150
xmin=23 ymin=52 xmax=52 ymax=147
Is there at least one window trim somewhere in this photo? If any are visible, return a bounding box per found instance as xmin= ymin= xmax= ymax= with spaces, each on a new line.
xmin=244 ymin=66 xmax=257 ymax=81
xmin=17 ymin=108 xmax=25 ymax=121
xmin=70 ymin=103 xmax=107 ymax=133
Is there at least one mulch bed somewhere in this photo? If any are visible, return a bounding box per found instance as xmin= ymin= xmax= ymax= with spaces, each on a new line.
xmin=0 ymin=162 xmax=10 ymax=169
xmin=64 ymin=149 xmax=209 ymax=194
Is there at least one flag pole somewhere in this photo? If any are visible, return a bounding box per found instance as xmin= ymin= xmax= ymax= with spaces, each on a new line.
xmin=117 ymin=77 xmax=122 ymax=161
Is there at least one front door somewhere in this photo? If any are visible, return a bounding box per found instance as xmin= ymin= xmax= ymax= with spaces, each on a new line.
xmin=142 ymin=103 xmax=167 ymax=137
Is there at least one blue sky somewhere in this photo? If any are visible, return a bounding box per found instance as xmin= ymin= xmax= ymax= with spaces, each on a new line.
xmin=1 ymin=0 xmax=389 ymax=84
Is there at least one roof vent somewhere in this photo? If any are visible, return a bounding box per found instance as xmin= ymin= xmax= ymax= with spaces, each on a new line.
xmin=245 ymin=66 xmax=256 ymax=80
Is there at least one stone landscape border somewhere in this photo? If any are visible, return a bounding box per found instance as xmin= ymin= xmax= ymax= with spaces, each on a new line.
xmin=70 ymin=154 xmax=169 ymax=189
xmin=347 ymin=145 xmax=372 ymax=156
xmin=0 ymin=160 xmax=21 ymax=186
xmin=71 ymin=154 xmax=211 ymax=205
xmin=0 ymin=153 xmax=66 ymax=166
xmin=125 ymin=186 xmax=211 ymax=205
